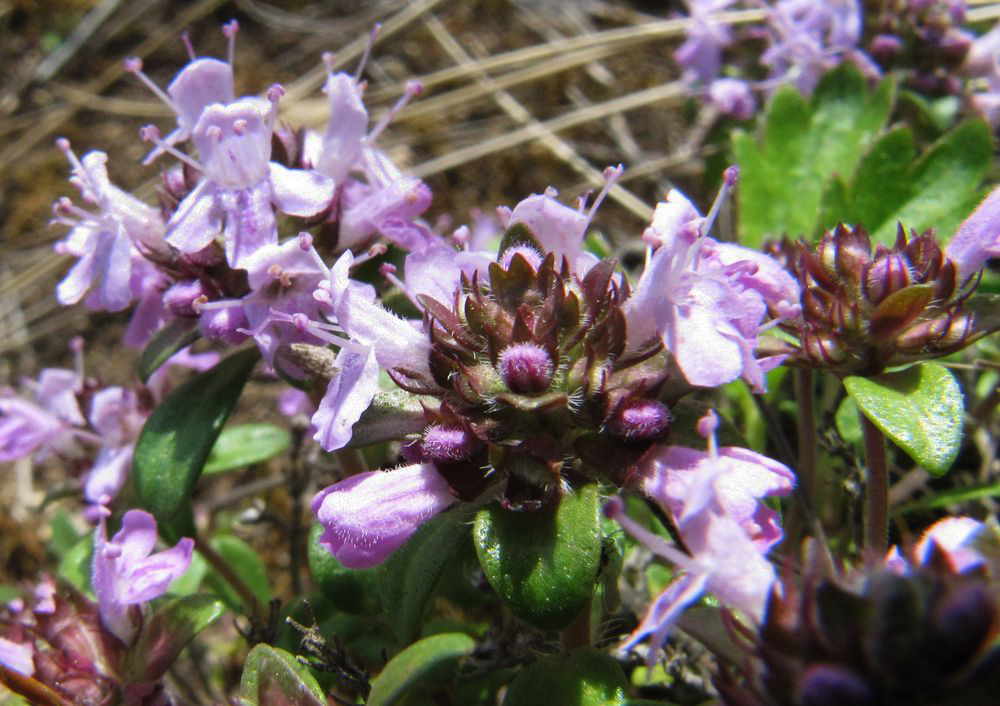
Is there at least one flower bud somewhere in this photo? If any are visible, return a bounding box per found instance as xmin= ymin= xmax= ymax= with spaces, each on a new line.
xmin=199 ymin=305 xmax=248 ymax=345
xmin=164 ymin=279 xmax=209 ymax=317
xmin=796 ymin=665 xmax=875 ymax=706
xmin=498 ymin=342 xmax=554 ymax=393
xmin=864 ymin=253 xmax=912 ymax=305
xmin=421 ymin=424 xmax=478 ymax=463
xmin=607 ymin=398 xmax=672 ymax=442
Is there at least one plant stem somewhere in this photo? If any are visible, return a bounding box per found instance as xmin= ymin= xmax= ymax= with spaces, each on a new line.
xmin=860 ymin=413 xmax=889 ymax=555
xmin=794 ymin=368 xmax=817 ymax=505
xmin=335 ymin=448 xmax=367 ymax=476
xmin=194 ymin=536 xmax=261 ymax=621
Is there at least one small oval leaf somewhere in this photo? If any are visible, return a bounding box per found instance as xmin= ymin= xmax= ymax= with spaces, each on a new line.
xmin=134 ymin=348 xmax=259 ymax=530
xmin=474 ymin=484 xmax=602 ymax=631
xmin=502 ymin=647 xmax=628 ymax=706
xmin=204 ymin=534 xmax=272 ymax=613
xmin=138 ymin=319 xmax=200 ymax=384
xmin=367 ymin=633 xmax=476 ymax=706
xmin=379 ymin=506 xmax=474 ymax=643
xmin=240 ymin=644 xmax=325 ymax=706
xmin=308 ymin=523 xmax=382 ymax=615
xmin=844 ymin=362 xmax=964 ymax=475
xmin=203 ymin=424 xmax=291 ymax=474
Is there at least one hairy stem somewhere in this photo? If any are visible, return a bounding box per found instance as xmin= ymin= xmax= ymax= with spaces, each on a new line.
xmin=794 ymin=368 xmax=817 ymax=504
xmin=560 ymin=596 xmax=593 ymax=651
xmin=860 ymin=413 xmax=889 ymax=555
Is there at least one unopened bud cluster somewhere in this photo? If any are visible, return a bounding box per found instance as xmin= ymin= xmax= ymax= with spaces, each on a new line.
xmin=394 ymin=225 xmax=672 ymax=509
xmin=773 ymin=223 xmax=976 ymax=375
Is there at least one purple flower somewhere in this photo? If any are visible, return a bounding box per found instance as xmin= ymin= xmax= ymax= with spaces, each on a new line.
xmin=944 ymin=184 xmax=1000 ymax=282
xmin=674 ymin=1 xmax=738 ymax=84
xmin=707 ymin=78 xmax=756 ymax=119
xmin=82 ymin=387 xmax=146 ymax=504
xmin=311 ymin=463 xmax=455 ymax=568
xmin=624 ymin=188 xmax=799 ymax=392
xmin=92 ymin=508 xmax=193 ymax=643
xmin=606 ymin=412 xmax=795 ymax=663
xmin=762 ymin=0 xmax=877 ymax=95
xmin=0 ymin=368 xmax=86 ymax=462
xmin=161 ymin=93 xmax=335 ymax=268
xmin=52 ymin=144 xmax=166 ymax=312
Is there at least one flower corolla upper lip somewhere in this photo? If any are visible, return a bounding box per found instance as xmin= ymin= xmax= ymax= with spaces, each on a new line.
xmin=192 ymin=97 xmax=272 ymax=189
xmin=167 ymin=57 xmax=235 ymax=133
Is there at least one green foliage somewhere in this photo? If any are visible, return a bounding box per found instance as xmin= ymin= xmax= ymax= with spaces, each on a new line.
xmin=734 ymin=64 xmax=992 ymax=247
xmin=203 ymin=423 xmax=291 ymax=474
xmin=734 ymin=64 xmax=893 ymax=247
xmin=240 ymin=644 xmax=326 ymax=706
xmin=379 ymin=506 xmax=475 ymax=643
xmin=367 ymin=633 xmax=476 ymax=706
xmin=502 ymin=647 xmax=629 ymax=706
xmin=473 ymin=484 xmax=602 ymax=631
xmin=137 ymin=319 xmax=200 ymax=383
xmin=845 ymin=362 xmax=964 ymax=475
xmin=204 ymin=534 xmax=272 ymax=613
xmin=133 ymin=348 xmax=258 ymax=539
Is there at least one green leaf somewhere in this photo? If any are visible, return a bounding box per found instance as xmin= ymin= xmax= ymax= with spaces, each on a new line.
xmin=845 ymin=126 xmax=915 ymax=232
xmin=57 ymin=534 xmax=93 ymax=596
xmin=844 ymin=362 xmax=964 ymax=475
xmin=474 ymin=484 xmax=602 ymax=631
xmin=735 ymin=64 xmax=893 ymax=247
xmin=134 ymin=348 xmax=258 ymax=535
xmin=138 ymin=318 xmax=200 ymax=384
xmin=240 ymin=644 xmax=326 ymax=706
xmin=367 ymin=633 xmax=476 ymax=706
xmin=204 ymin=534 xmax=272 ymax=613
xmin=379 ymin=506 xmax=475 ymax=643
xmin=896 ymin=481 xmax=1000 ymax=515
xmin=869 ymin=120 xmax=992 ymax=244
xmin=203 ymin=424 xmax=291 ymax=474
xmin=835 ymin=396 xmax=863 ymax=448
xmin=308 ymin=523 xmax=382 ymax=615
xmin=501 ymin=647 xmax=629 ymax=706
xmin=128 ymin=594 xmax=224 ymax=682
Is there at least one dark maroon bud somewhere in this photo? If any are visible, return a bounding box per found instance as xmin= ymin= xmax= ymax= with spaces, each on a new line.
xmin=199 ymin=305 xmax=249 ymax=345
xmin=608 ymin=398 xmax=672 ymax=442
xmin=421 ymin=424 xmax=477 ymax=462
xmin=937 ymin=31 xmax=972 ymax=68
xmin=499 ymin=342 xmax=554 ymax=393
xmin=929 ymin=582 xmax=996 ymax=670
xmin=870 ymin=34 xmax=904 ymax=64
xmin=162 ymin=164 xmax=188 ymax=199
xmin=796 ymin=665 xmax=876 ymax=706
xmin=865 ymin=253 xmax=912 ymax=305
xmin=164 ymin=279 xmax=209 ymax=317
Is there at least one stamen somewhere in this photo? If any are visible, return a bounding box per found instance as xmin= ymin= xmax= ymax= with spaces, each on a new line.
xmin=350 ymin=243 xmax=388 ymax=267
xmin=701 ymin=165 xmax=739 ymax=240
xmin=70 ymin=336 xmax=85 ymax=381
xmin=180 ymin=30 xmax=196 ymax=61
xmin=266 ymin=84 xmax=284 ymax=133
xmin=585 ymin=164 xmax=625 ymax=224
xmin=355 ymin=23 xmax=382 ymax=83
xmin=366 ymin=80 xmax=423 ymax=144
xmin=380 ymin=263 xmax=422 ymax=311
xmin=55 ymin=138 xmax=101 ymax=200
xmin=123 ymin=57 xmax=178 ymax=112
xmin=139 ymin=125 xmax=204 ymax=173
xmin=696 ymin=409 xmax=720 ymax=459
xmin=222 ymin=19 xmax=239 ymax=66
